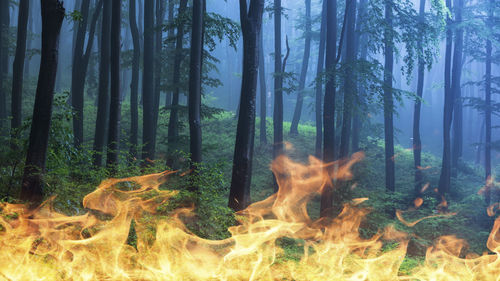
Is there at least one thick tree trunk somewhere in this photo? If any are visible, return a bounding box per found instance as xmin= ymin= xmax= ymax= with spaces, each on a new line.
xmin=451 ymin=0 xmax=464 ymax=177
xmin=0 ymin=0 xmax=9 ymax=133
xmin=24 ymin=4 xmax=33 ymax=77
xmin=166 ymin=0 xmax=188 ymax=168
xmin=92 ymin=0 xmax=111 ymax=167
xmin=289 ymin=0 xmax=311 ymax=136
xmin=258 ymin=28 xmax=267 ymax=145
xmin=438 ymin=0 xmax=453 ymax=197
xmin=413 ymin=0 xmax=425 ymax=196
xmin=273 ymin=0 xmax=283 ymax=163
xmin=485 ymin=0 xmax=493 ymax=205
xmin=383 ymin=0 xmax=395 ymax=193
xmin=10 ymin=0 xmax=30 ymax=139
xmin=106 ymin=0 xmax=121 ymax=169
xmin=141 ymin=0 xmax=156 ymax=162
xmin=339 ymin=0 xmax=357 ymax=159
xmin=20 ymin=0 xmax=64 ymax=203
xmin=315 ymin=0 xmax=326 ymax=158
xmin=228 ymin=0 xmax=264 ymax=211
xmin=188 ymin=0 xmax=204 ymax=177
xmin=129 ymin=0 xmax=140 ymax=161
xmin=320 ymin=0 xmax=338 ymax=217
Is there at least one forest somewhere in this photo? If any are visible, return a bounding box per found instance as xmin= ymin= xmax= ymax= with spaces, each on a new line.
xmin=0 ymin=0 xmax=499 ymax=279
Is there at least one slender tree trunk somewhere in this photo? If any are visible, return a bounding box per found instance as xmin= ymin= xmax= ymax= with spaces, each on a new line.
xmin=484 ymin=0 xmax=493 ymax=205
xmin=339 ymin=0 xmax=356 ymax=159
xmin=188 ymin=0 xmax=204 ymax=180
xmin=315 ymin=0 xmax=326 ymax=158
xmin=24 ymin=3 xmax=33 ymax=78
xmin=0 ymin=0 xmax=9 ymax=134
xmin=165 ymin=0 xmax=174 ymax=107
xmin=20 ymin=0 xmax=64 ymax=203
xmin=413 ymin=0 xmax=426 ymax=196
xmin=166 ymin=0 xmax=188 ymax=168
xmin=320 ymin=0 xmax=338 ymax=217
xmin=92 ymin=0 xmax=111 ymax=167
xmin=289 ymin=0 xmax=311 ymax=136
xmin=152 ymin=0 xmax=164 ymax=152
xmin=383 ymin=0 xmax=395 ymax=193
xmin=10 ymin=0 xmax=30 ymax=140
xmin=451 ymin=0 xmax=464 ymax=177
xmin=438 ymin=0 xmax=454 ymax=197
xmin=228 ymin=0 xmax=264 ymax=211
xmin=476 ymin=117 xmax=485 ymax=165
xmin=258 ymin=28 xmax=267 ymax=145
xmin=142 ymin=0 xmax=155 ymax=162
xmin=129 ymin=0 xmax=140 ymax=161
xmin=273 ymin=0 xmax=283 ymax=163
xmin=106 ymin=0 xmax=121 ymax=169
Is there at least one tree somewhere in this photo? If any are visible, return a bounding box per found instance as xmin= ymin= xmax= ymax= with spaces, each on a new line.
xmin=129 ymin=0 xmax=141 ymax=161
xmin=71 ymin=0 xmax=103 ymax=148
xmin=92 ymin=0 xmax=111 ymax=167
xmin=451 ymin=0 xmax=464 ymax=177
xmin=188 ymin=0 xmax=204 ymax=182
xmin=315 ymin=0 xmax=327 ymax=158
xmin=106 ymin=0 xmax=121 ymax=169
xmin=152 ymin=0 xmax=165 ymax=152
xmin=142 ymin=0 xmax=156 ymax=162
xmin=289 ymin=0 xmax=312 ymax=136
xmin=258 ymin=27 xmax=267 ymax=145
xmin=166 ymin=0 xmax=188 ymax=168
xmin=0 ymin=0 xmax=9 ymax=133
xmin=228 ymin=0 xmax=265 ymax=211
xmin=10 ymin=0 xmax=30 ymax=140
xmin=383 ymin=0 xmax=395 ymax=193
xmin=273 ymin=0 xmax=283 ymax=164
xmin=20 ymin=0 xmax=65 ymax=203
xmin=484 ymin=0 xmax=493 ymax=204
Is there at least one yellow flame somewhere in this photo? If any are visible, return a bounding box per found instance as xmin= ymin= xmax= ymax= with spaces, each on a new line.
xmin=0 ymin=154 xmax=498 ymax=280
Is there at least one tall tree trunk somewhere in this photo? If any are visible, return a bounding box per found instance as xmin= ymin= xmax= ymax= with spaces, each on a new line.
xmin=339 ymin=0 xmax=356 ymax=159
xmin=166 ymin=0 xmax=188 ymax=168
xmin=24 ymin=3 xmax=33 ymax=77
xmin=438 ymin=0 xmax=454 ymax=197
xmin=188 ymin=0 xmax=204 ymax=182
xmin=0 ymin=0 xmax=9 ymax=134
xmin=451 ymin=0 xmax=464 ymax=177
xmin=165 ymin=0 xmax=174 ymax=107
xmin=273 ymin=0 xmax=283 ymax=164
xmin=129 ymin=0 xmax=140 ymax=161
xmin=152 ymin=0 xmax=164 ymax=152
xmin=289 ymin=0 xmax=311 ymax=136
xmin=228 ymin=0 xmax=264 ymax=211
xmin=383 ymin=0 xmax=395 ymax=193
xmin=320 ymin=0 xmax=338 ymax=217
xmin=413 ymin=0 xmax=426 ymax=196
xmin=106 ymin=0 xmax=121 ymax=169
xmin=20 ymin=0 xmax=64 ymax=203
xmin=258 ymin=27 xmax=267 ymax=145
xmin=315 ymin=0 xmax=326 ymax=158
xmin=141 ymin=0 xmax=156 ymax=162
xmin=92 ymin=0 xmax=111 ymax=167
xmin=10 ymin=0 xmax=30 ymax=140
xmin=484 ymin=0 xmax=493 ymax=205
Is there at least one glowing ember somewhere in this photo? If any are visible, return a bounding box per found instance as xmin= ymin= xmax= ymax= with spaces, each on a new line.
xmin=0 ymin=154 xmax=498 ymax=280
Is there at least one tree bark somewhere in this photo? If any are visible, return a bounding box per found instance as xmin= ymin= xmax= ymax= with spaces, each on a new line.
xmin=106 ymin=0 xmax=121 ymax=169
xmin=142 ymin=0 xmax=156 ymax=162
xmin=438 ymin=0 xmax=453 ymax=197
xmin=165 ymin=0 xmax=174 ymax=107
xmin=228 ymin=0 xmax=264 ymax=211
xmin=320 ymin=0 xmax=338 ymax=217
xmin=273 ymin=0 xmax=283 ymax=164
xmin=129 ymin=0 xmax=140 ymax=161
xmin=152 ymin=0 xmax=165 ymax=152
xmin=413 ymin=0 xmax=425 ymax=196
xmin=188 ymin=0 xmax=204 ymax=179
xmin=451 ymin=0 xmax=464 ymax=177
xmin=484 ymin=0 xmax=493 ymax=205
xmin=92 ymin=0 xmax=111 ymax=167
xmin=10 ymin=0 xmax=30 ymax=140
xmin=383 ymin=0 xmax=395 ymax=193
xmin=258 ymin=27 xmax=267 ymax=145
xmin=289 ymin=0 xmax=311 ymax=136
xmin=166 ymin=0 xmax=188 ymax=168
xmin=0 ymin=0 xmax=9 ymax=134
xmin=20 ymin=0 xmax=64 ymax=203
xmin=315 ymin=0 xmax=326 ymax=158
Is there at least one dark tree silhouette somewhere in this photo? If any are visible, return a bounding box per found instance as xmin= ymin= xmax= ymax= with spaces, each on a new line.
xmin=228 ymin=0 xmax=264 ymax=211
xmin=273 ymin=0 xmax=284 ymax=166
xmin=152 ymin=0 xmax=165 ymax=151
xmin=106 ymin=0 xmax=121 ymax=169
xmin=92 ymin=0 xmax=111 ymax=167
xmin=451 ymin=0 xmax=464 ymax=177
xmin=383 ymin=0 xmax=395 ymax=193
xmin=142 ymin=0 xmax=156 ymax=162
xmin=129 ymin=0 xmax=140 ymax=161
xmin=189 ymin=0 xmax=204 ymax=175
xmin=0 ymin=0 xmax=9 ymax=133
xmin=20 ymin=0 xmax=65 ymax=203
xmin=258 ymin=29 xmax=267 ymax=145
xmin=165 ymin=0 xmax=174 ymax=107
xmin=289 ymin=0 xmax=311 ymax=136
xmin=10 ymin=0 xmax=30 ymax=140
xmin=485 ymin=0 xmax=493 ymax=205
xmin=315 ymin=0 xmax=326 ymax=158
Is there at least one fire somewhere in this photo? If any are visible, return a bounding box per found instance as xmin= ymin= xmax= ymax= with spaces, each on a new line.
xmin=0 ymin=153 xmax=499 ymax=280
